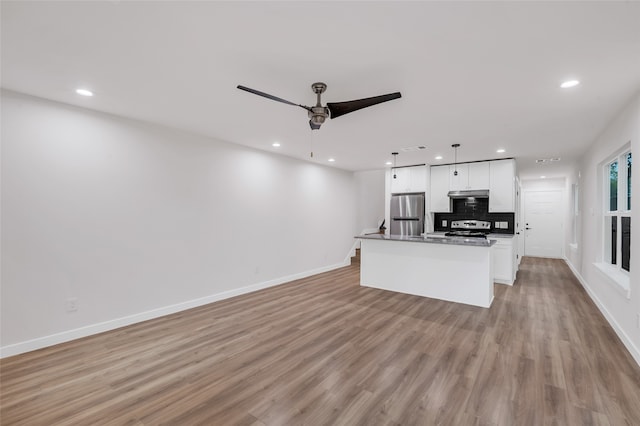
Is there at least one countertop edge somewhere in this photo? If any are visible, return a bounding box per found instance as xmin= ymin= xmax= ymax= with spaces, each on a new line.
xmin=355 ymin=234 xmax=497 ymax=247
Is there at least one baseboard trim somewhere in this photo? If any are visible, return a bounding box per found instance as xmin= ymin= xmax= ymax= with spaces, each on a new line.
xmin=564 ymin=258 xmax=640 ymax=368
xmin=0 ymin=260 xmax=350 ymax=359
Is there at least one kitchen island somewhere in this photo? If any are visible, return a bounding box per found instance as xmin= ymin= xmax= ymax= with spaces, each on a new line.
xmin=355 ymin=234 xmax=496 ymax=308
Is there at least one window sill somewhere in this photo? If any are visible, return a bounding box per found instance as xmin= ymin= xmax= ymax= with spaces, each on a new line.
xmin=593 ymin=263 xmax=631 ymax=299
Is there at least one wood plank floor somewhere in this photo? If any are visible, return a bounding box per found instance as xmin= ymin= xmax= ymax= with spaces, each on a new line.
xmin=2 ymin=256 xmax=640 ymax=425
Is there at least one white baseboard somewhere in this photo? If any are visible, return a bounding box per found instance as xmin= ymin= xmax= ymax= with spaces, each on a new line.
xmin=564 ymin=258 xmax=640 ymax=367
xmin=0 ymin=260 xmax=350 ymax=359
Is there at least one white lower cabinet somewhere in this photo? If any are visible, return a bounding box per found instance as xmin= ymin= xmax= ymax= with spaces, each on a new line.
xmin=492 ymin=236 xmax=516 ymax=285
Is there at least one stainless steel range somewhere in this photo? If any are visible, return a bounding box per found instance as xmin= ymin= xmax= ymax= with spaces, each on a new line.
xmin=445 ymin=220 xmax=491 ymax=239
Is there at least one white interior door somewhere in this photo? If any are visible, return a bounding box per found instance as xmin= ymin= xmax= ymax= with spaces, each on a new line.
xmin=524 ymin=190 xmax=563 ymax=258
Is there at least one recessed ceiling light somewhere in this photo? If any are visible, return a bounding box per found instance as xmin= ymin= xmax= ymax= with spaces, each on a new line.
xmin=75 ymin=88 xmax=93 ymax=97
xmin=540 ymin=176 xmax=546 ymax=179
xmin=328 ymin=158 xmax=335 ymax=162
xmin=560 ymin=80 xmax=580 ymax=89
xmin=435 ymin=155 xmax=443 ymax=160
xmin=272 ymin=142 xmax=281 ymax=147
xmin=496 ymin=148 xmax=506 ymax=153
xmin=385 ymin=161 xmax=393 ymax=165
xmin=401 ymin=145 xmax=428 ymax=152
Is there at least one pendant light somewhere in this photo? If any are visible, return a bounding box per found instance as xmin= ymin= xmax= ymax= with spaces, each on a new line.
xmin=391 ymin=152 xmax=399 ymax=179
xmin=452 ymin=144 xmax=460 ymax=176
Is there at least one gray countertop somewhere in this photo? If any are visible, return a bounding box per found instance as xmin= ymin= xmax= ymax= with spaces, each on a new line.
xmin=427 ymin=232 xmax=514 ymax=239
xmin=355 ymin=233 xmax=497 ymax=247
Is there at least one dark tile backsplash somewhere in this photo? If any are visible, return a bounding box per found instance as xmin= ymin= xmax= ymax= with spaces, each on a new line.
xmin=433 ymin=198 xmax=515 ymax=234
xmin=452 ymin=198 xmax=488 ymax=215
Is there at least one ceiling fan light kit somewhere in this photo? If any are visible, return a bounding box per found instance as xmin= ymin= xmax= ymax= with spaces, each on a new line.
xmin=237 ymin=82 xmax=401 ymax=130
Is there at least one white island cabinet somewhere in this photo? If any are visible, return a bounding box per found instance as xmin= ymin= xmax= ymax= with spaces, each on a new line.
xmin=356 ymin=234 xmax=496 ymax=308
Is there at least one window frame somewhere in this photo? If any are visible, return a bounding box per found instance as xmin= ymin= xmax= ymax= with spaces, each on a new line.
xmin=571 ymin=183 xmax=579 ymax=246
xmin=602 ymin=148 xmax=631 ymax=274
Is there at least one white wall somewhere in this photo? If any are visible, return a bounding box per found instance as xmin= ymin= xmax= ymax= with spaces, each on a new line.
xmin=1 ymin=90 xmax=357 ymax=356
xmin=520 ymin=177 xmax=565 ymax=191
xmin=354 ymin=169 xmax=385 ymax=233
xmin=570 ymin=91 xmax=640 ymax=365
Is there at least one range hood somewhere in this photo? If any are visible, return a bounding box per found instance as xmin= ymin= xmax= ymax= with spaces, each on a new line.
xmin=447 ymin=189 xmax=490 ymax=198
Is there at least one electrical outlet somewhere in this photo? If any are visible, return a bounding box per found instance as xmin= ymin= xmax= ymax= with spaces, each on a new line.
xmin=494 ymin=221 xmax=500 ymax=228
xmin=442 ymin=220 xmax=447 ymax=227
xmin=66 ymin=297 xmax=78 ymax=313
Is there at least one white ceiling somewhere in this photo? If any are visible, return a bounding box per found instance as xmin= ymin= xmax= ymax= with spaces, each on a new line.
xmin=2 ymin=1 xmax=640 ymax=179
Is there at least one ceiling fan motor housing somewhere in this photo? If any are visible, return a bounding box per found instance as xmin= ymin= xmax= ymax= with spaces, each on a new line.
xmin=309 ymin=106 xmax=328 ymax=125
xmin=311 ymin=82 xmax=327 ymax=94
xmin=309 ymin=82 xmax=329 ymax=125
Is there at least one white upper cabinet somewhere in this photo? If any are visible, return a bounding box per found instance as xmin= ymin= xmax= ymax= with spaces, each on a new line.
xmin=409 ymin=165 xmax=427 ymax=193
xmin=489 ymin=159 xmax=516 ymax=212
xmin=390 ymin=165 xmax=427 ymax=194
xmin=450 ymin=162 xmax=490 ymax=190
xmin=390 ymin=167 xmax=411 ymax=193
xmin=429 ymin=165 xmax=451 ymax=212
xmin=430 ymin=159 xmax=514 ymax=212
xmin=468 ymin=162 xmax=490 ymax=189
xmin=449 ymin=164 xmax=469 ymax=191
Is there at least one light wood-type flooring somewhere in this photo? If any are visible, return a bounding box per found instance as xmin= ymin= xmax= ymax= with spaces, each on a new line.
xmin=2 ymin=255 xmax=640 ymax=425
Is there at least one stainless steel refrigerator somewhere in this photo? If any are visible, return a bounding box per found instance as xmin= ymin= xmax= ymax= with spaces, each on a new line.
xmin=390 ymin=193 xmax=425 ymax=236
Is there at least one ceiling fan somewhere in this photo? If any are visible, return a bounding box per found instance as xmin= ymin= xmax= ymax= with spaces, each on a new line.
xmin=237 ymin=82 xmax=401 ymax=130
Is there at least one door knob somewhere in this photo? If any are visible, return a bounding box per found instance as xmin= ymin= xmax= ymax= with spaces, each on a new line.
xmin=525 ymin=227 xmax=532 ymax=230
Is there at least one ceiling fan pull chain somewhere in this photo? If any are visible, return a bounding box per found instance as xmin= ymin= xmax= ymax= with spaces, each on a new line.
xmin=310 ymin=130 xmax=314 ymax=158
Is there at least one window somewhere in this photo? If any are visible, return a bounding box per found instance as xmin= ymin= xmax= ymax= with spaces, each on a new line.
xmin=603 ymin=149 xmax=631 ymax=273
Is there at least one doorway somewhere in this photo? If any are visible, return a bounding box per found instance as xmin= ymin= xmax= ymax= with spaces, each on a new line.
xmin=523 ymin=190 xmax=563 ymax=258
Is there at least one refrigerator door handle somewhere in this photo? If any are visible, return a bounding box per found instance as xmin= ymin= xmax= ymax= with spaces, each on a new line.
xmin=392 ymin=217 xmax=420 ymax=221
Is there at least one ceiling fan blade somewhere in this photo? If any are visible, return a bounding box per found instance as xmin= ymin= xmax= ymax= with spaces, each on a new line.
xmin=237 ymin=85 xmax=311 ymax=111
xmin=309 ymin=120 xmax=321 ymax=130
xmin=327 ymin=92 xmax=402 ymax=119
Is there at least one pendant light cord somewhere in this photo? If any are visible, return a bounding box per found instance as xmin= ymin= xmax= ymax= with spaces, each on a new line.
xmin=392 ymin=152 xmax=398 ymax=179
xmin=452 ymin=144 xmax=460 ymax=176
